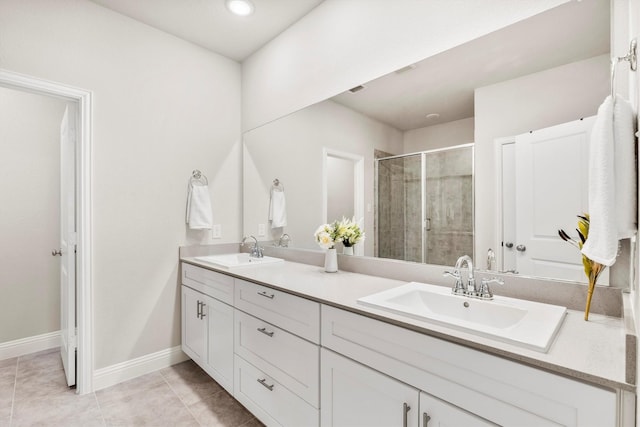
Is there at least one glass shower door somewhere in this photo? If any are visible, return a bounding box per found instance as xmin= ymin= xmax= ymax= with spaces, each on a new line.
xmin=376 ymin=153 xmax=423 ymax=262
xmin=376 ymin=145 xmax=473 ymax=266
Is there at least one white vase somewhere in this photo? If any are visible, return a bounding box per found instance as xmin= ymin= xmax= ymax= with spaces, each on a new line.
xmin=343 ymin=245 xmax=354 ymax=256
xmin=324 ymin=248 xmax=338 ymax=273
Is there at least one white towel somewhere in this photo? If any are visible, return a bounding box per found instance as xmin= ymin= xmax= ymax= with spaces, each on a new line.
xmin=582 ymin=95 xmax=637 ymax=266
xmin=186 ymin=185 xmax=213 ymax=230
xmin=613 ymin=95 xmax=637 ymax=238
xmin=269 ymin=190 xmax=287 ymax=228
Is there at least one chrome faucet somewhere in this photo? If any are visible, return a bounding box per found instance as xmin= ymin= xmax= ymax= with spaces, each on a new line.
xmin=444 ymin=254 xmax=505 ymax=300
xmin=241 ymin=235 xmax=263 ymax=258
xmin=277 ymin=233 xmax=291 ymax=248
xmin=454 ymin=255 xmax=476 ymax=294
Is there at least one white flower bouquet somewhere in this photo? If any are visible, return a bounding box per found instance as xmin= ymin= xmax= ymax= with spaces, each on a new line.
xmin=314 ymin=217 xmax=365 ymax=249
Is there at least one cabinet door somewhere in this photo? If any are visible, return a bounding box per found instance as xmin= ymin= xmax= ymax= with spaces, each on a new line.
xmin=420 ymin=392 xmax=497 ymax=427
xmin=321 ymin=348 xmax=419 ymax=427
xmin=203 ymin=294 xmax=234 ymax=394
xmin=181 ymin=285 xmax=206 ymax=364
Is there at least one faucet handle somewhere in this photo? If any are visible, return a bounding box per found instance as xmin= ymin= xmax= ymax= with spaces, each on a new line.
xmin=477 ymin=277 xmax=504 ymax=300
xmin=444 ymin=271 xmax=466 ymax=295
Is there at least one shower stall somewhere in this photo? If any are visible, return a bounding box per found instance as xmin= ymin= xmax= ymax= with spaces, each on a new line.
xmin=375 ymin=144 xmax=474 ymax=266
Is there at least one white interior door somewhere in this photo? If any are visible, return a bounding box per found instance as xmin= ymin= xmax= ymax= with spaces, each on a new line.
xmin=514 ymin=116 xmax=607 ymax=283
xmin=60 ymin=104 xmax=77 ymax=387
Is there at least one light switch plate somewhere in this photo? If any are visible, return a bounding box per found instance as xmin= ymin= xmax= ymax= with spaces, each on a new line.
xmin=212 ymin=224 xmax=222 ymax=239
xmin=258 ymin=224 xmax=266 ymax=236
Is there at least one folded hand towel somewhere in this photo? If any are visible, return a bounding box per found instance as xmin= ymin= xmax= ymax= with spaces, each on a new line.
xmin=582 ymin=95 xmax=637 ymax=266
xmin=269 ymin=190 xmax=287 ymax=228
xmin=186 ymin=185 xmax=213 ymax=230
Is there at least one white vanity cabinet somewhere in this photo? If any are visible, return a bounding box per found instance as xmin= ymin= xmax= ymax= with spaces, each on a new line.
xmin=321 ymin=305 xmax=618 ymax=427
xmin=181 ymin=264 xmax=235 ymax=394
xmin=321 ymin=348 xmax=419 ymax=427
xmin=181 ymin=262 xmax=625 ymax=427
xmin=233 ymin=279 xmax=321 ymax=427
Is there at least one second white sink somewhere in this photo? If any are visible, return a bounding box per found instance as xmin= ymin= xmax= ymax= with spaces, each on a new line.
xmin=194 ymin=253 xmax=283 ymax=269
xmin=357 ymin=282 xmax=566 ymax=352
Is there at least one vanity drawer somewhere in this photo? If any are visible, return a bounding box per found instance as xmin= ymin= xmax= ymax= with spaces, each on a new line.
xmin=234 ymin=309 xmax=319 ymax=407
xmin=234 ymin=355 xmax=319 ymax=427
xmin=234 ymin=279 xmax=320 ymax=343
xmin=182 ymin=263 xmax=234 ymax=304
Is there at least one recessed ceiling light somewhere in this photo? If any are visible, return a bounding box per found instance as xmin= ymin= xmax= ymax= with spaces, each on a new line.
xmin=225 ymin=0 xmax=255 ymax=16
xmin=426 ymin=113 xmax=440 ymax=120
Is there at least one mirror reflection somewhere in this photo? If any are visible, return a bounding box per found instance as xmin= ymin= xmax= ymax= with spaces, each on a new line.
xmin=243 ymin=1 xmax=613 ymax=285
xmin=376 ymin=145 xmax=473 ymax=267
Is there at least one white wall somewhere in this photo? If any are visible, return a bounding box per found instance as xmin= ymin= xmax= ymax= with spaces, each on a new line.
xmin=0 ymin=0 xmax=242 ymax=369
xmin=403 ymin=117 xmax=474 ymax=153
xmin=243 ymin=99 xmax=402 ymax=255
xmin=242 ymin=0 xmax=569 ymax=132
xmin=474 ymin=55 xmax=609 ymax=262
xmin=0 ymin=87 xmax=67 ymax=343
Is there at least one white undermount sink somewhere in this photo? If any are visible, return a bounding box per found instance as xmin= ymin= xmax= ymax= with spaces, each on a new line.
xmin=357 ymin=282 xmax=566 ymax=353
xmin=194 ymin=253 xmax=284 ymax=269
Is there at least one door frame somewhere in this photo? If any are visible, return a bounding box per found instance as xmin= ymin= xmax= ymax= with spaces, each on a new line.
xmin=494 ymin=136 xmax=515 ymax=272
xmin=0 ymin=69 xmax=94 ymax=394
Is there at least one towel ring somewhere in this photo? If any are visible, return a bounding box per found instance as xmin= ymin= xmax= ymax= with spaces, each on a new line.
xmin=190 ymin=169 xmax=208 ymax=187
xmin=272 ymin=178 xmax=284 ymax=192
xmin=611 ymin=38 xmax=637 ymax=99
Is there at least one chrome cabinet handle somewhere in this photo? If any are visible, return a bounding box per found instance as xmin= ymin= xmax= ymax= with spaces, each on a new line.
xmin=200 ymin=302 xmax=206 ymax=318
xmin=257 ymin=290 xmax=275 ymax=299
xmin=504 ymin=242 xmax=514 ymax=248
xmin=196 ymin=301 xmax=206 ymax=319
xmin=257 ymin=378 xmax=274 ymax=391
xmin=423 ymin=412 xmax=431 ymax=426
xmin=516 ymin=244 xmax=526 ymax=252
xmin=403 ymin=402 xmax=411 ymax=427
xmin=51 ymin=249 xmax=62 ymax=256
xmin=257 ymin=327 xmax=274 ymax=337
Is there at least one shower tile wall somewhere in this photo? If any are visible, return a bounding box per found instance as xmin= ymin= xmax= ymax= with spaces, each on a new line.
xmin=403 ymin=156 xmax=423 ymax=263
xmin=425 ymin=148 xmax=473 ymax=266
xmin=377 ymin=157 xmax=407 ymax=260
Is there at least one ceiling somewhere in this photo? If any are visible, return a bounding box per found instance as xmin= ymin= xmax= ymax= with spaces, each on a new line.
xmin=331 ymin=0 xmax=610 ymax=131
xmin=89 ymin=0 xmax=324 ymax=61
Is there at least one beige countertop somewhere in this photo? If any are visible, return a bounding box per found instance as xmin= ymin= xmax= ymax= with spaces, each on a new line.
xmin=181 ymin=256 xmax=633 ymax=392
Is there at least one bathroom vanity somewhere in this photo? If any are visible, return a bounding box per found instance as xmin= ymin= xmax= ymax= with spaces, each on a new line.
xmin=180 ymin=254 xmax=634 ymax=427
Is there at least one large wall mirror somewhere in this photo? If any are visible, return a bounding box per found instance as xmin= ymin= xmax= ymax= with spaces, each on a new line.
xmin=243 ymin=0 xmax=621 ymax=286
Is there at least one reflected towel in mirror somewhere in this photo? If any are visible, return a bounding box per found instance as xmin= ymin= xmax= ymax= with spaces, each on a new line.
xmin=269 ymin=189 xmax=287 ymax=228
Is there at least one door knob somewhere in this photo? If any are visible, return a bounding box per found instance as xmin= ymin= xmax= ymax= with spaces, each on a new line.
xmin=504 ymin=242 xmax=513 ymax=248
xmin=52 ymin=249 xmax=62 ymax=256
xmin=516 ymin=244 xmax=526 ymax=252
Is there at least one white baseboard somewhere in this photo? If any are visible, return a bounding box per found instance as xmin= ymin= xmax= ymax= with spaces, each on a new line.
xmin=0 ymin=331 xmax=61 ymax=361
xmin=93 ymin=345 xmax=189 ymax=391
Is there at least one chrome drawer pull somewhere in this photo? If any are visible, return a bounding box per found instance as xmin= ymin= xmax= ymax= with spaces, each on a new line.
xmin=423 ymin=412 xmax=431 ymax=426
xmin=403 ymin=403 xmax=411 ymax=427
xmin=257 ymin=290 xmax=275 ymax=299
xmin=257 ymin=327 xmax=274 ymax=337
xmin=257 ymin=378 xmax=274 ymax=391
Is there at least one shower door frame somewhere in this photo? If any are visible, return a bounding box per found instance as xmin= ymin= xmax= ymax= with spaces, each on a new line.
xmin=375 ymin=143 xmax=474 ymax=264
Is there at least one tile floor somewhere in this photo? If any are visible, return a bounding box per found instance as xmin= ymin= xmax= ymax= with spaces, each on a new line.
xmin=0 ymin=348 xmax=264 ymax=426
